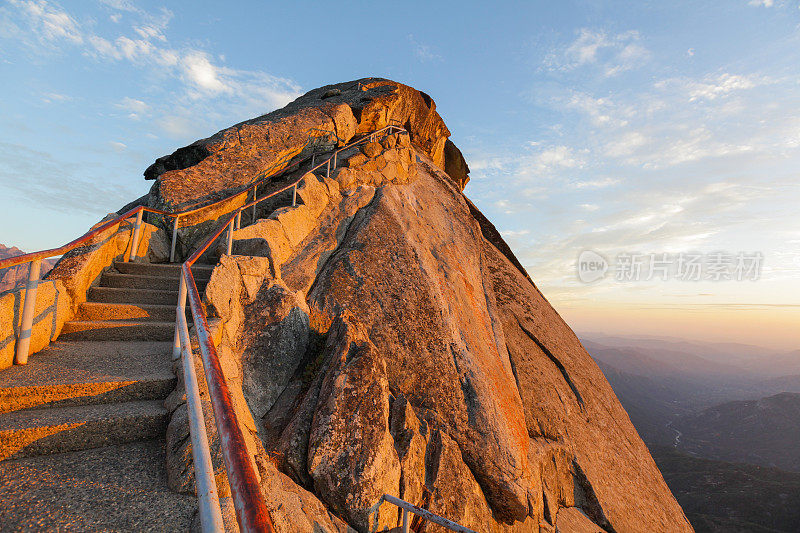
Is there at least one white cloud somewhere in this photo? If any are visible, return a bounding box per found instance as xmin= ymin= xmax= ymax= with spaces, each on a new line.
xmin=3 ymin=0 xmax=302 ymax=140
xmin=655 ymin=73 xmax=771 ymax=103
xmin=566 ymin=92 xmax=629 ymax=127
xmin=182 ymin=51 xmax=231 ymax=95
xmin=11 ymin=0 xmax=82 ymax=44
xmin=605 ymin=131 xmax=649 ymax=158
xmin=531 ymin=145 xmax=580 ymax=171
xmin=501 ymin=229 xmax=530 ymax=238
xmin=118 ymin=97 xmax=149 ymax=114
xmin=117 ymin=97 xmax=149 ymax=119
xmin=547 ymin=28 xmax=650 ymax=77
xmin=685 ymin=73 xmax=760 ymax=101
xmin=41 ymin=92 xmax=71 ymax=103
xmin=99 ymin=0 xmax=140 ymax=13
xmin=749 ymin=0 xmax=775 ymax=6
xmin=571 ymin=177 xmax=620 ymax=189
xmin=109 ymin=141 xmax=126 ymax=151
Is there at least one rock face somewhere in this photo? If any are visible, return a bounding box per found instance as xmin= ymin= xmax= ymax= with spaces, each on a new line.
xmin=151 ymin=81 xmax=691 ymax=532
xmin=144 ymin=78 xmax=469 ymax=214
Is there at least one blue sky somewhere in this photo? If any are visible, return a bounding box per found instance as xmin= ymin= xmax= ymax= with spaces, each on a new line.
xmin=1 ymin=0 xmax=799 ymax=348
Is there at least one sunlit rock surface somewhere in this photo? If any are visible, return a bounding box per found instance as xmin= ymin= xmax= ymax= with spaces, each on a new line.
xmin=152 ymin=80 xmax=692 ymax=532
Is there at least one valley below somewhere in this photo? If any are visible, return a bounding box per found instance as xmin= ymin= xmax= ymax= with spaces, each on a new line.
xmin=584 ymin=334 xmax=800 ymax=532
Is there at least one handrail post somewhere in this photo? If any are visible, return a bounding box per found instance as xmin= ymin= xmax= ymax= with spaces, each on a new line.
xmin=172 ymin=275 xmax=187 ymax=361
xmin=292 ymin=183 xmax=297 ymax=207
xmin=333 ymin=152 xmax=337 ymax=169
xmin=251 ymin=184 xmax=257 ymax=224
xmin=235 ymin=211 xmax=241 ymax=230
xmin=129 ymin=209 xmax=143 ymax=262
xmin=311 ymin=153 xmax=316 ymax=168
xmin=14 ymin=259 xmax=42 ymax=365
xmin=402 ymin=509 xmax=409 ymax=533
xmin=326 ymin=159 xmax=330 ymax=179
xmin=178 ymin=310 xmax=225 ymax=533
xmin=170 ymin=215 xmax=180 ymax=263
xmin=226 ymin=218 xmax=234 ymax=255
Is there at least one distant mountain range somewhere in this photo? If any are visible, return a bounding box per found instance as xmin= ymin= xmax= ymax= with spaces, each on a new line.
xmin=0 ymin=245 xmax=56 ymax=293
xmin=583 ymin=333 xmax=800 ymax=379
xmin=677 ymin=392 xmax=800 ymax=472
xmin=583 ymin=334 xmax=800 ymax=531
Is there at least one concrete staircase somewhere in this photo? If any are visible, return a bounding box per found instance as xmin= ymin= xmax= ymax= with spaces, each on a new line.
xmin=0 ymin=261 xmax=213 ymax=530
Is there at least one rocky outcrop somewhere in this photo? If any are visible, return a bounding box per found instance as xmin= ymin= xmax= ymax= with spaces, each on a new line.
xmin=158 ymin=123 xmax=692 ymax=533
xmin=144 ymin=78 xmax=469 ymax=216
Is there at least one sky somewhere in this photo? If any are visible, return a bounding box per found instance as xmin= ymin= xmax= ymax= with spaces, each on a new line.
xmin=1 ymin=0 xmax=798 ymax=350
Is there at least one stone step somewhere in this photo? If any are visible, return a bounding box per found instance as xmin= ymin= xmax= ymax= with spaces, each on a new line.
xmin=59 ymin=320 xmax=175 ymax=342
xmin=0 ymin=439 xmax=196 ymax=530
xmin=114 ymin=261 xmax=214 ymax=280
xmin=0 ymin=400 xmax=168 ymax=460
xmin=76 ymin=302 xmax=184 ymax=322
xmin=0 ymin=341 xmax=175 ymax=413
xmin=89 ymin=286 xmax=179 ymax=305
xmin=101 ymin=272 xmax=207 ymax=292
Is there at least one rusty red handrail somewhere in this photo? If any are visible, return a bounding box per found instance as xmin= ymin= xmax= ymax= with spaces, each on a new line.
xmin=182 ymin=264 xmax=275 ymax=532
xmin=175 ymin=125 xmax=406 ymax=532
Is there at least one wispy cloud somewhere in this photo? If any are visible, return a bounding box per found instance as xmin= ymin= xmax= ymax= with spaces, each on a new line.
xmin=656 ymin=72 xmax=770 ymax=102
xmin=2 ymin=0 xmax=302 ymax=139
xmin=545 ymin=28 xmax=651 ymax=77
xmin=41 ymin=92 xmax=71 ymax=104
xmin=408 ymin=34 xmax=442 ymax=63
xmin=0 ymin=141 xmax=136 ymax=214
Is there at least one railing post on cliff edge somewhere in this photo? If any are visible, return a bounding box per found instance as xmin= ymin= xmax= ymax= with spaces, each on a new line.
xmin=14 ymin=258 xmax=42 ymax=365
xmin=251 ymin=184 xmax=257 ymax=224
xmin=172 ymin=275 xmax=187 ymax=361
xmin=129 ymin=208 xmax=143 ymax=261
xmin=226 ymin=218 xmax=234 ymax=255
xmin=170 ymin=215 xmax=181 ymax=263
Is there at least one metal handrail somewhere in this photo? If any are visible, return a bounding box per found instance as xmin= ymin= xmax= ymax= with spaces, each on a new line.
xmin=173 ymin=125 xmax=406 ymax=532
xmin=374 ymin=494 xmax=477 ymax=533
xmin=3 ymin=122 xmax=407 ymax=531
xmin=176 ymin=307 xmax=225 ymax=532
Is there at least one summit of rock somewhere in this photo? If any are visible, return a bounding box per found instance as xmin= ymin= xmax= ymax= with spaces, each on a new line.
xmin=144 ymin=78 xmax=470 ymax=213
